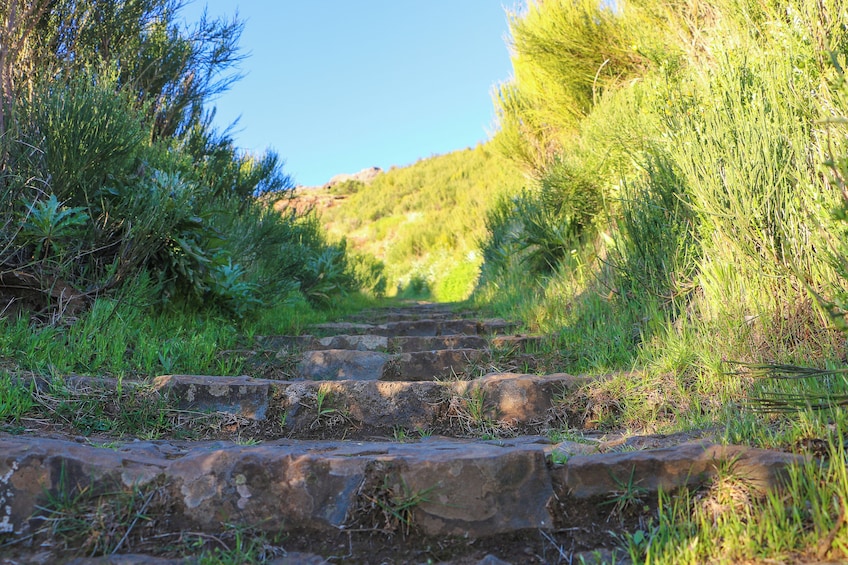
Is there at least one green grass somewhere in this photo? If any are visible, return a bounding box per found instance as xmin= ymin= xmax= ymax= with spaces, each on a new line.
xmin=0 ymin=279 xmax=384 ymax=437
xmin=628 ymin=435 xmax=848 ymax=564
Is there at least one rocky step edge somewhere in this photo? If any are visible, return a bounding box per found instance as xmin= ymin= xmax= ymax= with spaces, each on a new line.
xmin=250 ymin=334 xmax=544 ymax=381
xmin=306 ymin=318 xmax=520 ymax=338
xmin=344 ymin=306 xmax=479 ymax=323
xmin=0 ymin=433 xmax=803 ymax=563
xmin=29 ymin=372 xmax=589 ymax=440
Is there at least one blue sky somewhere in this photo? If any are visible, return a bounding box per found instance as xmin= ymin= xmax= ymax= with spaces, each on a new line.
xmin=180 ymin=2 xmax=519 ymax=187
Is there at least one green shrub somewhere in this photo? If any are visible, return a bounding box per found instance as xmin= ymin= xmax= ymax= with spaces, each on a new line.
xmin=26 ymin=73 xmax=148 ymax=205
xmin=432 ymin=259 xmax=479 ymax=302
xmin=348 ymin=252 xmax=387 ymax=298
xmin=609 ymin=152 xmax=699 ymax=312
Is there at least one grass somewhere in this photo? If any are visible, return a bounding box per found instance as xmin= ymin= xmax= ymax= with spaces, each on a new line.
xmin=362 ymin=476 xmax=437 ymax=536
xmin=32 ymin=465 xmax=166 ymax=557
xmin=629 ymin=435 xmax=848 ymax=564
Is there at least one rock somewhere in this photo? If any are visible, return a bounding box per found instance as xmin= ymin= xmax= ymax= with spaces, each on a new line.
xmin=271 ymin=373 xmax=586 ymax=433
xmin=549 ymin=440 xmax=599 ymax=459
xmin=324 ymin=166 xmax=382 ymax=188
xmin=274 ymin=380 xmax=447 ymax=432
xmin=382 ymin=349 xmax=485 ymax=381
xmin=475 ymin=554 xmax=514 ymax=565
xmin=315 ymin=334 xmax=388 ymax=351
xmin=297 ymin=350 xmax=390 ymax=380
xmin=0 ymin=436 xmax=556 ymax=539
xmin=308 ymin=319 xmax=518 ymax=338
xmin=489 ymin=335 xmax=544 ymax=351
xmin=452 ymin=373 xmax=589 ymax=425
xmin=558 ymin=441 xmax=806 ymax=498
xmin=438 ymin=319 xmax=480 ymax=335
xmin=389 ymin=334 xmax=488 ymax=352
xmin=153 ymin=374 xmax=269 ymax=420
xmin=307 ymin=322 xmax=376 ymax=336
xmin=477 ymin=319 xmax=521 ymax=335
xmin=378 ymin=320 xmax=443 ymax=337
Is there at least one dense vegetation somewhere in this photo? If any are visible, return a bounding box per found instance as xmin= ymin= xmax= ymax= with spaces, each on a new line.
xmin=475 ymin=0 xmax=848 ymax=561
xmin=0 ymin=0 xmax=369 ymax=377
xmin=5 ymin=0 xmax=848 ymax=559
xmin=317 ymin=144 xmax=525 ymax=301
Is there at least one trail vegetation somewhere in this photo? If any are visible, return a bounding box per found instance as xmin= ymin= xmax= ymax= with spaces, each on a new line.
xmin=469 ymin=0 xmax=848 ymax=561
xmin=0 ymin=0 xmax=377 ymax=379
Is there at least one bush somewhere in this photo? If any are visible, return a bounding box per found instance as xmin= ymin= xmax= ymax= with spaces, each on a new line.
xmin=0 ymin=3 xmax=357 ymax=322
xmin=609 ymin=152 xmax=699 ymax=312
xmin=348 ymin=252 xmax=387 ymax=298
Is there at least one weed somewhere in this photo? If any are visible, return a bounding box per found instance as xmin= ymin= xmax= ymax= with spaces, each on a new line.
xmin=365 ymin=476 xmax=437 ymax=535
xmin=446 ymin=385 xmax=515 ymax=439
xmin=315 ymin=385 xmax=337 ymax=418
xmin=306 ymin=384 xmax=348 ymax=431
xmin=196 ymin=523 xmax=285 ymax=564
xmin=601 ymin=466 xmax=649 ymax=521
xmin=233 ymin=436 xmax=261 ymax=446
xmin=392 ymin=426 xmax=410 ymax=442
xmin=550 ymin=451 xmax=570 ymax=465
xmin=0 ymin=375 xmax=35 ymax=422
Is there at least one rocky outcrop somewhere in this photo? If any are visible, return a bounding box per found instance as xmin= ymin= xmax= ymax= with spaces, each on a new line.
xmin=324 ymin=166 xmax=382 ymax=188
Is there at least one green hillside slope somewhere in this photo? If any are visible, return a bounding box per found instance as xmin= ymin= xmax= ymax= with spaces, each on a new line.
xmin=316 ymin=143 xmax=526 ymax=301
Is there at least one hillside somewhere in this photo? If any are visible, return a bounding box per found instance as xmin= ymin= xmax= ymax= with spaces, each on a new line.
xmin=291 ymin=143 xmax=526 ymax=301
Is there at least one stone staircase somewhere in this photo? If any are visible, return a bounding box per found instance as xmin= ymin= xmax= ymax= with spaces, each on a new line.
xmin=0 ymin=303 xmax=803 ymax=564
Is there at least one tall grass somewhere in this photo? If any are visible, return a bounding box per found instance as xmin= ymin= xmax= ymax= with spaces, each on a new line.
xmin=476 ymin=0 xmax=848 ymax=558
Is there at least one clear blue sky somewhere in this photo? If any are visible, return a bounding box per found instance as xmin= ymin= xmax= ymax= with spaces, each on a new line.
xmin=180 ymin=1 xmax=519 ymax=187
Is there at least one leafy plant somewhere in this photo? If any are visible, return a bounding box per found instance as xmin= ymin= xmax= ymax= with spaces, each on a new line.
xmin=208 ymin=259 xmax=262 ymax=319
xmin=18 ymin=194 xmax=89 ymax=262
xmin=601 ymin=466 xmax=649 ymax=520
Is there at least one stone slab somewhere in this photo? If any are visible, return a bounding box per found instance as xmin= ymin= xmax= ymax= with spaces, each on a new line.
xmin=297 ymin=350 xmax=390 ymax=380
xmin=381 ymin=349 xmax=486 ymax=381
xmin=273 ymin=373 xmax=586 ymax=433
xmin=152 ymin=375 xmax=269 ymax=420
xmin=309 ymin=319 xmax=521 ymax=338
xmin=557 ymin=441 xmax=806 ymax=498
xmin=0 ymin=436 xmax=556 ymax=539
xmin=388 ymin=335 xmax=488 ymax=352
xmin=0 ymin=435 xmax=806 ymax=545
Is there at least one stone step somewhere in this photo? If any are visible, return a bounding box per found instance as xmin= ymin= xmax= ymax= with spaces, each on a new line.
xmin=297 ymin=348 xmax=487 ymax=381
xmin=1 ymin=434 xmax=803 ymax=550
xmin=152 ymin=372 xmax=589 ymax=437
xmin=257 ymin=334 xmax=544 ymax=356
xmin=308 ymin=318 xmax=520 ymax=338
xmin=257 ymin=333 xmax=491 ymax=353
xmin=345 ymin=307 xmax=475 ymax=323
